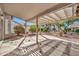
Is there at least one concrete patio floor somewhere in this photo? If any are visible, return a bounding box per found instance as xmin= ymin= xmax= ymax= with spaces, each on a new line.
xmin=0 ymin=35 xmax=79 ymax=56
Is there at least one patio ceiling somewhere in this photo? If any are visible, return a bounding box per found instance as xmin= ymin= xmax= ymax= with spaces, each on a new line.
xmin=0 ymin=3 xmax=58 ymax=19
xmin=0 ymin=3 xmax=76 ymax=25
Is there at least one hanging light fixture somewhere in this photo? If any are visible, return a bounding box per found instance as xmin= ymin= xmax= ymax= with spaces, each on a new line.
xmin=76 ymin=4 xmax=79 ymax=16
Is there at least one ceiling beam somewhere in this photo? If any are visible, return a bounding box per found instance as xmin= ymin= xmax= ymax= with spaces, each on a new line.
xmin=38 ymin=20 xmax=49 ymax=24
xmin=39 ymin=20 xmax=53 ymax=25
xmin=46 ymin=14 xmax=61 ymax=24
xmin=72 ymin=4 xmax=75 ymax=16
xmin=31 ymin=17 xmax=50 ymax=24
xmin=63 ymin=9 xmax=68 ymax=18
xmin=46 ymin=14 xmax=58 ymax=21
xmin=40 ymin=18 xmax=52 ymax=23
xmin=42 ymin=17 xmax=54 ymax=22
xmin=53 ymin=12 xmax=62 ymax=20
xmin=29 ymin=18 xmax=50 ymax=24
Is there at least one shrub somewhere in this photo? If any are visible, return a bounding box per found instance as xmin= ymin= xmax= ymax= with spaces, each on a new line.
xmin=29 ymin=25 xmax=40 ymax=32
xmin=14 ymin=25 xmax=25 ymax=36
xmin=75 ymin=29 xmax=79 ymax=34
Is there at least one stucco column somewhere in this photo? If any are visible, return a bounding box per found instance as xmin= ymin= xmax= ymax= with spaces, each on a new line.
xmin=1 ymin=16 xmax=5 ymax=40
xmin=8 ymin=19 xmax=11 ymax=34
xmin=0 ymin=19 xmax=2 ymax=40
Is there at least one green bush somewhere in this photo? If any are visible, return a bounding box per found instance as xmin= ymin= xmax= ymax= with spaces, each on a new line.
xmin=14 ymin=25 xmax=25 ymax=36
xmin=29 ymin=25 xmax=40 ymax=32
xmin=75 ymin=29 xmax=79 ymax=34
xmin=29 ymin=25 xmax=49 ymax=32
xmin=41 ymin=27 xmax=48 ymax=32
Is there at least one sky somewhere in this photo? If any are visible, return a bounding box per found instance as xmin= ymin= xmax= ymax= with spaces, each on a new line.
xmin=12 ymin=16 xmax=34 ymax=26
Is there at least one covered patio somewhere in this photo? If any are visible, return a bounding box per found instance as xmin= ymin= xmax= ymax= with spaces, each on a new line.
xmin=0 ymin=3 xmax=79 ymax=56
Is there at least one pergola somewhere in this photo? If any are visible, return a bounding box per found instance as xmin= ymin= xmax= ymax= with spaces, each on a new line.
xmin=29 ymin=3 xmax=77 ymax=25
xmin=0 ymin=3 xmax=78 ymax=53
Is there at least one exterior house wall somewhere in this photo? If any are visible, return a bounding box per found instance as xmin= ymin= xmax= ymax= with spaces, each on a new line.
xmin=0 ymin=8 xmax=18 ymax=40
xmin=0 ymin=7 xmax=22 ymax=40
xmin=0 ymin=8 xmax=4 ymax=40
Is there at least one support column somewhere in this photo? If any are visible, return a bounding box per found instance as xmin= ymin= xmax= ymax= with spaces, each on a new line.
xmin=24 ymin=22 xmax=27 ymax=38
xmin=36 ymin=16 xmax=43 ymax=54
xmin=36 ymin=16 xmax=39 ymax=44
xmin=0 ymin=15 xmax=5 ymax=40
xmin=39 ymin=25 xmax=41 ymax=35
xmin=11 ymin=18 xmax=15 ymax=33
xmin=0 ymin=16 xmax=4 ymax=40
xmin=0 ymin=19 xmax=2 ymax=40
xmin=3 ymin=13 xmax=6 ymax=40
xmin=0 ymin=16 xmax=5 ymax=40
xmin=8 ymin=19 xmax=11 ymax=34
xmin=17 ymin=21 xmax=27 ymax=47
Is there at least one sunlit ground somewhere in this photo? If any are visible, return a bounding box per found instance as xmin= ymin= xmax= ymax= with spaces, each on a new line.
xmin=0 ymin=34 xmax=79 ymax=56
